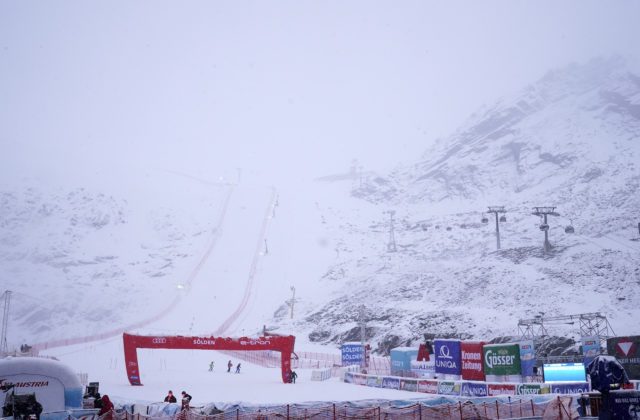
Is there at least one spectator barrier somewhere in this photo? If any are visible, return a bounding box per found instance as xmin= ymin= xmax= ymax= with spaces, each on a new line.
xmin=65 ymin=396 xmax=578 ymax=420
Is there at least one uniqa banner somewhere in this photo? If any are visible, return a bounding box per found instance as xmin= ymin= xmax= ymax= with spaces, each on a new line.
xmin=381 ymin=377 xmax=400 ymax=390
xmin=483 ymin=343 xmax=521 ymax=376
xmin=460 ymin=382 xmax=488 ymax=397
xmin=461 ymin=341 xmax=485 ymax=381
xmin=519 ymin=341 xmax=535 ymax=377
xmin=438 ymin=381 xmax=461 ymax=396
xmin=550 ymin=383 xmax=590 ymax=394
xmin=581 ymin=336 xmax=600 ymax=366
xmin=607 ymin=336 xmax=640 ymax=380
xmin=434 ymin=340 xmax=462 ymax=375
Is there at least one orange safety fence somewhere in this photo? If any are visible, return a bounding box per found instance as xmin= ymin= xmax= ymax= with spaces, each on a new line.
xmin=75 ymin=396 xmax=578 ymax=420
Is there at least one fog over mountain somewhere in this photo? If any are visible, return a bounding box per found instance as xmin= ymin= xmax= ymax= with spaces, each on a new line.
xmin=1 ymin=2 xmax=640 ymax=357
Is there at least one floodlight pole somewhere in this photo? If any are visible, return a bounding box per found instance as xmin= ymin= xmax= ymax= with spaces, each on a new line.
xmin=1 ymin=290 xmax=11 ymax=356
xmin=487 ymin=206 xmax=506 ymax=250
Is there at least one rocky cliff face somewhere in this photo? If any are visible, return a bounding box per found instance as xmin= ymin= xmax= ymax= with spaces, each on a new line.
xmin=283 ymin=56 xmax=640 ymax=353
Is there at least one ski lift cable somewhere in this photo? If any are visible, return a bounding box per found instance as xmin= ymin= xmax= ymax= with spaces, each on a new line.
xmin=574 ymin=233 xmax=640 ymax=264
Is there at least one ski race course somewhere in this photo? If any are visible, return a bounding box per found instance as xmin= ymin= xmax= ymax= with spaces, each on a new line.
xmin=32 ymin=181 xmax=422 ymax=407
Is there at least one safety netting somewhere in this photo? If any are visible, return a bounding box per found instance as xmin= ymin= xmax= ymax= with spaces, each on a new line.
xmin=71 ymin=396 xmax=579 ymax=420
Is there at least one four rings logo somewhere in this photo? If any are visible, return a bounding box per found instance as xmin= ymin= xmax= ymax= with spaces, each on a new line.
xmin=152 ymin=338 xmax=167 ymax=344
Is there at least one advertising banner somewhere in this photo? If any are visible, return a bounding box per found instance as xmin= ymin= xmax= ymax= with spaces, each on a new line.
xmin=483 ymin=343 xmax=521 ymax=376
xmin=400 ymin=379 xmax=418 ymax=392
xmin=435 ymin=340 xmax=462 ymax=375
xmin=390 ymin=347 xmax=418 ymax=376
xmin=438 ymin=381 xmax=461 ymax=396
xmin=410 ymin=359 xmax=435 ymax=377
xmin=0 ymin=374 xmax=66 ymax=412
xmin=461 ymin=341 xmax=485 ymax=381
xmin=550 ymin=383 xmax=590 ymax=394
xmin=581 ymin=336 xmax=600 ymax=366
xmin=353 ymin=374 xmax=367 ymax=386
xmin=418 ymin=380 xmax=439 ymax=394
xmin=488 ymin=383 xmax=517 ymax=396
xmin=461 ymin=382 xmax=488 ymax=397
xmin=519 ymin=341 xmax=535 ymax=377
xmin=344 ymin=372 xmax=354 ymax=383
xmin=342 ymin=343 xmax=364 ymax=366
xmin=517 ymin=384 xmax=550 ymax=395
xmin=611 ymin=390 xmax=640 ymax=420
xmin=607 ymin=336 xmax=640 ymax=380
xmin=382 ymin=377 xmax=400 ymax=390
xmin=367 ymin=376 xmax=382 ymax=388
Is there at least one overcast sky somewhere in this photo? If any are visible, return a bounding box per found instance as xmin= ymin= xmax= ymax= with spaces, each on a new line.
xmin=1 ymin=1 xmax=639 ymax=187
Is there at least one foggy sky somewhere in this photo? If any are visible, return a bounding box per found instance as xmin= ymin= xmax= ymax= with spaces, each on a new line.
xmin=1 ymin=1 xmax=639 ymax=187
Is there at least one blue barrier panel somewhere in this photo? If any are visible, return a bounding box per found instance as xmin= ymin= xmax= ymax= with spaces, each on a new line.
xmin=435 ymin=340 xmax=462 ymax=375
xmin=461 ymin=382 xmax=488 ymax=397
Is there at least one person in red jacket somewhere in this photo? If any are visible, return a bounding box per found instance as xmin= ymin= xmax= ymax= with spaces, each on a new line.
xmin=99 ymin=395 xmax=114 ymax=416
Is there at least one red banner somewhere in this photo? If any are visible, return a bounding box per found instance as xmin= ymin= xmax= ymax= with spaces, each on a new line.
xmin=417 ymin=380 xmax=439 ymax=394
xmin=123 ymin=333 xmax=295 ymax=384
xmin=461 ymin=341 xmax=486 ymax=381
xmin=488 ymin=383 xmax=517 ymax=396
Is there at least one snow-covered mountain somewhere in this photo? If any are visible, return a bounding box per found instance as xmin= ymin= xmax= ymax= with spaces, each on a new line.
xmin=2 ymin=57 xmax=639 ymax=357
xmin=276 ymin=56 xmax=640 ymax=353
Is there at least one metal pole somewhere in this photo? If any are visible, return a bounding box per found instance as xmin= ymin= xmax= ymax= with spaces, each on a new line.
xmin=544 ymin=214 xmax=550 ymax=252
xmin=495 ymin=212 xmax=501 ymax=250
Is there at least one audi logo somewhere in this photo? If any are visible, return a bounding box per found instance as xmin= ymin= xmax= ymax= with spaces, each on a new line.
xmin=152 ymin=338 xmax=167 ymax=344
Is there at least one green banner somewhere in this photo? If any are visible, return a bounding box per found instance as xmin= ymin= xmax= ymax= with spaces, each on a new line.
xmin=517 ymin=384 xmax=550 ymax=395
xmin=483 ymin=344 xmax=521 ymax=376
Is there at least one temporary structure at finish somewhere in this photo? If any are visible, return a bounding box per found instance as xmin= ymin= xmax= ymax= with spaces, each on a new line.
xmin=122 ymin=333 xmax=296 ymax=384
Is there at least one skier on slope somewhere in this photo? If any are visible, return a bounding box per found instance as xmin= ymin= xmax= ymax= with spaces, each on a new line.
xmin=227 ymin=360 xmax=233 ymax=372
xmin=209 ymin=361 xmax=214 ymax=372
xmin=235 ymin=363 xmax=241 ymax=374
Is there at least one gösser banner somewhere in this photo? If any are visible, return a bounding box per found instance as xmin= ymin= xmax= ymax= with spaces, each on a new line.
xmin=483 ymin=343 xmax=522 ymax=376
xmin=461 ymin=341 xmax=486 ymax=381
xmin=435 ymin=340 xmax=462 ymax=375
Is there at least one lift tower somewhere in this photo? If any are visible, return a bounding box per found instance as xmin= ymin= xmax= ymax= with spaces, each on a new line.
xmin=532 ymin=207 xmax=559 ymax=252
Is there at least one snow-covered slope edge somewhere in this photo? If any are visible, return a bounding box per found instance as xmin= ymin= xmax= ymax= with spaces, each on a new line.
xmin=276 ymin=56 xmax=640 ymax=354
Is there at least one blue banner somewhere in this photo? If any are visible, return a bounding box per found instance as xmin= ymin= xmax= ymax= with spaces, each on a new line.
xmin=611 ymin=390 xmax=640 ymax=420
xmin=581 ymin=336 xmax=600 ymax=366
xmin=519 ymin=341 xmax=535 ymax=376
xmin=344 ymin=372 xmax=354 ymax=383
xmin=435 ymin=340 xmax=462 ymax=375
xmin=342 ymin=343 xmax=364 ymax=366
xmin=382 ymin=377 xmax=400 ymax=390
xmin=550 ymin=382 xmax=590 ymax=394
xmin=461 ymin=382 xmax=488 ymax=397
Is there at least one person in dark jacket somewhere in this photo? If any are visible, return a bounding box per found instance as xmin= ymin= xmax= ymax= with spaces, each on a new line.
xmin=181 ymin=391 xmax=192 ymax=402
xmin=290 ymin=370 xmax=298 ymax=384
xmin=164 ymin=390 xmax=177 ymax=403
xmin=227 ymin=360 xmax=232 ymax=372
xmin=98 ymin=395 xmax=114 ymax=416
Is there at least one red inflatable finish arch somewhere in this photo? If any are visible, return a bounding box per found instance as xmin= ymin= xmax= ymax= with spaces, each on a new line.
xmin=123 ymin=333 xmax=296 ymax=384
